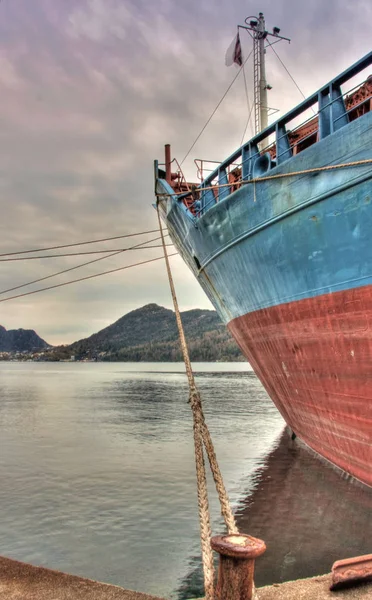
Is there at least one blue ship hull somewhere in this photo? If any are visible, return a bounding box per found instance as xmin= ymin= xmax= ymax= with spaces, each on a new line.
xmin=155 ymin=54 xmax=372 ymax=486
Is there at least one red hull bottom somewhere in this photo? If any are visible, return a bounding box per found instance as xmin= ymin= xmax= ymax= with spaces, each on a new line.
xmin=228 ymin=286 xmax=372 ymax=487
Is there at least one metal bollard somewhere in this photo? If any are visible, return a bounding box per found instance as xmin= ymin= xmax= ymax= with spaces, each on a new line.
xmin=211 ymin=533 xmax=266 ymax=600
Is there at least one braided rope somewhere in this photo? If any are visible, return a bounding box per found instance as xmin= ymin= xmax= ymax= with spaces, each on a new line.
xmin=190 ymin=392 xmax=214 ymax=600
xmin=156 ymin=204 xmax=238 ymax=599
xmin=193 ymin=388 xmax=238 ymax=534
xmin=156 ymin=157 xmax=372 ymax=198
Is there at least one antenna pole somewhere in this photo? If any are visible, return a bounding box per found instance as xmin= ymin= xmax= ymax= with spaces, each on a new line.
xmin=253 ymin=30 xmax=260 ymax=134
xmin=240 ymin=14 xmax=290 ymax=136
xmin=258 ymin=13 xmax=268 ymax=133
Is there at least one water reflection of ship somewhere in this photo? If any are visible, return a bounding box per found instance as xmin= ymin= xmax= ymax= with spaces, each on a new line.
xmin=236 ymin=429 xmax=372 ymax=588
xmin=176 ymin=429 xmax=372 ymax=599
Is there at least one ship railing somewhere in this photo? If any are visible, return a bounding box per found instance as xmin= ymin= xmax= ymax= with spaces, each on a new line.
xmin=188 ymin=51 xmax=372 ymax=217
xmin=275 ymin=77 xmax=372 ymax=162
xmin=194 ymin=159 xmax=220 ymax=182
xmin=158 ymin=156 xmax=192 ymax=193
xmin=194 ymin=158 xmax=242 ymax=182
xmin=171 ymin=157 xmax=192 ymax=193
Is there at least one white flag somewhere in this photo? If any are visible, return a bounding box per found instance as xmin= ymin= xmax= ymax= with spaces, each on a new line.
xmin=225 ymin=32 xmax=243 ymax=67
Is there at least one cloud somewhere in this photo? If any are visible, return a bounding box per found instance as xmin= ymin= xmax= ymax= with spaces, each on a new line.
xmin=0 ymin=0 xmax=370 ymax=344
xmin=68 ymin=0 xmax=134 ymax=42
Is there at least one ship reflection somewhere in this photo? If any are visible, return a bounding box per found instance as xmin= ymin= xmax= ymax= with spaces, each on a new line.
xmin=176 ymin=430 xmax=372 ymax=599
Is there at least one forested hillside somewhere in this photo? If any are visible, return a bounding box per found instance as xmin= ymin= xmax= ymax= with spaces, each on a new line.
xmin=49 ymin=304 xmax=244 ymax=362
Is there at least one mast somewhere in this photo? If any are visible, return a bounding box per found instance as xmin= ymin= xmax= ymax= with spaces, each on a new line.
xmin=258 ymin=13 xmax=268 ymax=133
xmin=241 ymin=13 xmax=290 ymax=136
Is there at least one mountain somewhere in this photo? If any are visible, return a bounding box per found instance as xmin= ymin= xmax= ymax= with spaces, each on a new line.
xmin=0 ymin=325 xmax=49 ymax=352
xmin=50 ymin=304 xmax=244 ymax=362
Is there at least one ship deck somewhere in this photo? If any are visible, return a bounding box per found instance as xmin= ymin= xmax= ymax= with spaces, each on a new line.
xmin=0 ymin=556 xmax=370 ymax=600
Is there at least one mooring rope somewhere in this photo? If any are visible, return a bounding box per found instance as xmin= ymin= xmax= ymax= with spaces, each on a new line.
xmin=156 ymin=157 xmax=372 ymax=199
xmin=156 ymin=203 xmax=238 ymax=600
xmin=154 ymin=154 xmax=372 ymax=599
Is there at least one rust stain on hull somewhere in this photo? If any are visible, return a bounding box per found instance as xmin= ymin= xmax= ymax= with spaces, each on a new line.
xmin=228 ymin=285 xmax=372 ymax=487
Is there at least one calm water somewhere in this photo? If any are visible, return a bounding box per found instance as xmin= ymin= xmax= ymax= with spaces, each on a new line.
xmin=0 ymin=362 xmax=370 ymax=599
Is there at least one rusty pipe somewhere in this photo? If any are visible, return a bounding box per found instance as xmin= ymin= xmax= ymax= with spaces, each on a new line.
xmin=331 ymin=554 xmax=372 ymax=590
xmin=165 ymin=144 xmax=172 ymax=185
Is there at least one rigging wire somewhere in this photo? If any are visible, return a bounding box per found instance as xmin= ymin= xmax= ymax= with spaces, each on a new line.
xmin=266 ymin=41 xmax=316 ymax=115
xmin=240 ymin=101 xmax=255 ymax=148
xmin=240 ymin=62 xmax=254 ymax=145
xmin=0 ymin=242 xmax=174 ymax=261
xmin=0 ymin=253 xmax=178 ymax=304
xmin=180 ymin=49 xmax=254 ymax=167
xmin=0 ymin=235 xmax=168 ymax=296
xmin=0 ymin=229 xmax=160 ymax=258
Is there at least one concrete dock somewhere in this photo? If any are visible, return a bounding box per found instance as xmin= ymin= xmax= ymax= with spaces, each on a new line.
xmin=0 ymin=556 xmax=164 ymax=600
xmin=0 ymin=556 xmax=371 ymax=600
xmin=257 ymin=574 xmax=371 ymax=599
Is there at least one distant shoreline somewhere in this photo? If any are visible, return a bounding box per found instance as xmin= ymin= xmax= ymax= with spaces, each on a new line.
xmin=1 ymin=304 xmax=244 ymax=363
xmin=0 ymin=356 xmax=246 ymax=363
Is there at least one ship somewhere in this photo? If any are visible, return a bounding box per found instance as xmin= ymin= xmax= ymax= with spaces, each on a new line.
xmin=154 ymin=14 xmax=372 ymax=488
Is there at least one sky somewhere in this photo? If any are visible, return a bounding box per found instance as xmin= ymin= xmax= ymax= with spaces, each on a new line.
xmin=0 ymin=0 xmax=371 ymax=345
